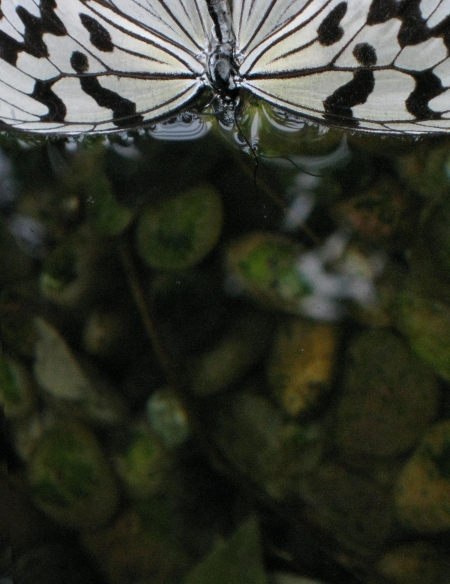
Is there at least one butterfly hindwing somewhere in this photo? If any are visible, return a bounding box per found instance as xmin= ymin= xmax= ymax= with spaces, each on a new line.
xmin=103 ymin=0 xmax=211 ymax=56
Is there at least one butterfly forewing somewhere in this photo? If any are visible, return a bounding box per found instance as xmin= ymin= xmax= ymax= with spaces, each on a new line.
xmin=0 ymin=0 xmax=205 ymax=133
xmin=236 ymin=0 xmax=450 ymax=132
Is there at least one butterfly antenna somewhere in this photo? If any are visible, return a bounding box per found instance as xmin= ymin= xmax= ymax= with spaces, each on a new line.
xmin=260 ymin=153 xmax=323 ymax=178
xmin=201 ymin=94 xmax=219 ymax=115
xmin=233 ymin=108 xmax=260 ymax=188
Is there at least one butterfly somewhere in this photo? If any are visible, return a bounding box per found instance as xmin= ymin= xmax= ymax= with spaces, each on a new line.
xmin=0 ymin=0 xmax=449 ymax=135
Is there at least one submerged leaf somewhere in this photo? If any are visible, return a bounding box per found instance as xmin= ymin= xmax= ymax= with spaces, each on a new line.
xmin=184 ymin=517 xmax=268 ymax=584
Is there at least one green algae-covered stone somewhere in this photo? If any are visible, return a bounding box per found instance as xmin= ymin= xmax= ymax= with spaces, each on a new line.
xmin=136 ymin=186 xmax=223 ymax=270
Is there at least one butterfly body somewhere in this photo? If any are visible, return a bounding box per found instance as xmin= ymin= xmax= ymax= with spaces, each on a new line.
xmin=205 ymin=0 xmax=239 ymax=98
xmin=0 ymin=0 xmax=450 ymax=134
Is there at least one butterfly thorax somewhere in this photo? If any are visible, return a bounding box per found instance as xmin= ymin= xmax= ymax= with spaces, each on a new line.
xmin=207 ymin=43 xmax=239 ymax=97
xmin=206 ymin=0 xmax=239 ymax=100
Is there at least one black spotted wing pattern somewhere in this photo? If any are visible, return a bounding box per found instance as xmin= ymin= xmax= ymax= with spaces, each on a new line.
xmin=236 ymin=0 xmax=450 ymax=133
xmin=1 ymin=0 xmax=450 ymax=134
xmin=0 ymin=0 xmax=207 ymax=133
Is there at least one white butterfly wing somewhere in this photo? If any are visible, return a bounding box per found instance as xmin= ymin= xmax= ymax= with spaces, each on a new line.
xmin=3 ymin=0 xmax=450 ymax=135
xmin=106 ymin=0 xmax=211 ymax=55
xmin=236 ymin=0 xmax=450 ymax=133
xmin=0 ymin=0 xmax=209 ymax=133
xmin=232 ymin=0 xmax=313 ymax=57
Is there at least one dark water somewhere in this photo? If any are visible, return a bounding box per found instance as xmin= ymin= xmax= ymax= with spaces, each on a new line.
xmin=1 ymin=106 xmax=450 ymax=584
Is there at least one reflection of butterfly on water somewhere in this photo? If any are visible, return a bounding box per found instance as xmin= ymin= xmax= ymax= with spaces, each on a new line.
xmin=0 ymin=0 xmax=450 ymax=135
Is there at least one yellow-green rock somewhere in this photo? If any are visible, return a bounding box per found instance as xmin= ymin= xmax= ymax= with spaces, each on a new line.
xmin=395 ymin=421 xmax=450 ymax=533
